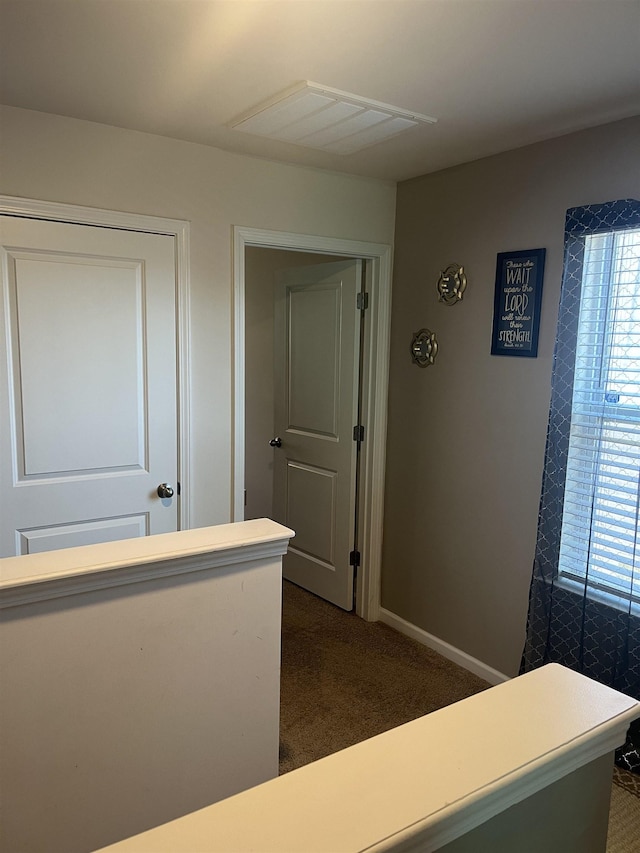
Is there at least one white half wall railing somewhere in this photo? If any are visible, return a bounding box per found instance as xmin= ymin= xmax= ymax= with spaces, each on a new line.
xmin=2 ymin=523 xmax=639 ymax=853
xmin=0 ymin=519 xmax=294 ymax=853
xmin=99 ymin=664 xmax=639 ymax=853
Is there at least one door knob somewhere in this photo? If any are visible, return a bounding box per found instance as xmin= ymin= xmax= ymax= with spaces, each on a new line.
xmin=269 ymin=437 xmax=282 ymax=448
xmin=157 ymin=483 xmax=174 ymax=498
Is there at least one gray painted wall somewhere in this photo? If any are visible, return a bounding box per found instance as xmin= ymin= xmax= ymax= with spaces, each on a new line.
xmin=383 ymin=116 xmax=640 ymax=677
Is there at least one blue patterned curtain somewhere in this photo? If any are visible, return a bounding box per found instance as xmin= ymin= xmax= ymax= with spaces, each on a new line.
xmin=521 ymin=199 xmax=640 ymax=775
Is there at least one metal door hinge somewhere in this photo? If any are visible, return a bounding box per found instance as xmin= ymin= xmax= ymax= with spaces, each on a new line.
xmin=353 ymin=425 xmax=364 ymax=443
xmin=356 ymin=292 xmax=369 ymax=311
xmin=349 ymin=550 xmax=361 ymax=567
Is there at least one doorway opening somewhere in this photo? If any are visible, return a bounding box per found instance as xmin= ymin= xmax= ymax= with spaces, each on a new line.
xmin=233 ymin=227 xmax=392 ymax=621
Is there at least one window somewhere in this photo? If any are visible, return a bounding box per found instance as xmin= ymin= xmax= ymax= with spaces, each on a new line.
xmin=558 ymin=226 xmax=640 ymax=604
xmin=522 ymin=200 xmax=640 ymax=701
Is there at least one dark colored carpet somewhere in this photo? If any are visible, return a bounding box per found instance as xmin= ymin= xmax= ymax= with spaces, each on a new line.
xmin=279 ymin=580 xmax=490 ymax=774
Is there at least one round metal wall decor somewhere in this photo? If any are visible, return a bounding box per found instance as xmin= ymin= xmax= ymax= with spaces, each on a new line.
xmin=437 ymin=264 xmax=467 ymax=305
xmin=411 ymin=328 xmax=438 ymax=367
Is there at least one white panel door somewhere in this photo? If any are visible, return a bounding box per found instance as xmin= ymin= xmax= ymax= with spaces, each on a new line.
xmin=0 ymin=216 xmax=178 ymax=556
xmin=273 ymin=260 xmax=361 ymax=610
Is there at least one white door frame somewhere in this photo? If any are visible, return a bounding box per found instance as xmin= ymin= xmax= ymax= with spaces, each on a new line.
xmin=0 ymin=194 xmax=192 ymax=530
xmin=233 ymin=227 xmax=392 ymax=620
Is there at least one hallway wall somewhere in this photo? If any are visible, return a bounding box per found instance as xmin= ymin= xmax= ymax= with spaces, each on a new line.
xmin=383 ymin=116 xmax=640 ymax=676
xmin=0 ymin=105 xmax=396 ymax=530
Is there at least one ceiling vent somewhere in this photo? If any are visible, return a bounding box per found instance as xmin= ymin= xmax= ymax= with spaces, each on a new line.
xmin=230 ymin=81 xmax=437 ymax=155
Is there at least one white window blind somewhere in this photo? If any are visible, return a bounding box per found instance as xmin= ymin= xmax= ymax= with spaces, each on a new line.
xmin=558 ymin=227 xmax=640 ymax=603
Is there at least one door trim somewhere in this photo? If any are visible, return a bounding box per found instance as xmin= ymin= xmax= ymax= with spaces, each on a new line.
xmin=0 ymin=195 xmax=192 ymax=530
xmin=233 ymin=226 xmax=392 ymax=620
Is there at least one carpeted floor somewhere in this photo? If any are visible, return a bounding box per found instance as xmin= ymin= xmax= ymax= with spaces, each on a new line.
xmin=279 ymin=579 xmax=489 ymax=774
xmin=279 ymin=580 xmax=640 ymax=851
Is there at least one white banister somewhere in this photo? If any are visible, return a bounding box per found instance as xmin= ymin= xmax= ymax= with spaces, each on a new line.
xmin=0 ymin=518 xmax=294 ymax=607
xmin=0 ymin=519 xmax=294 ymax=853
xmin=98 ymin=664 xmax=639 ymax=853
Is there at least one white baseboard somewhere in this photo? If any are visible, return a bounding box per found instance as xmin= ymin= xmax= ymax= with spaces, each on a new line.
xmin=378 ymin=608 xmax=510 ymax=686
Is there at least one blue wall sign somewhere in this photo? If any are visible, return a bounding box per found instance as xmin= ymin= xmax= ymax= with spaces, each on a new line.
xmin=491 ymin=248 xmax=546 ymax=358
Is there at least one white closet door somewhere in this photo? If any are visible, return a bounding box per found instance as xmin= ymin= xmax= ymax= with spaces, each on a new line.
xmin=0 ymin=216 xmax=179 ymax=555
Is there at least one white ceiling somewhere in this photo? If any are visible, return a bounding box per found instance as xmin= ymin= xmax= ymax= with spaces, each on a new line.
xmin=1 ymin=0 xmax=638 ymax=182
